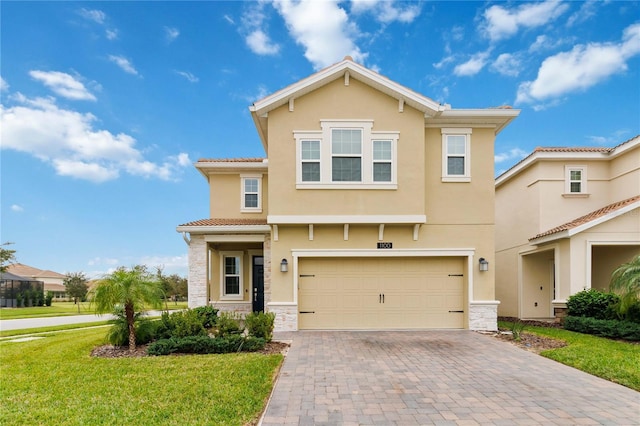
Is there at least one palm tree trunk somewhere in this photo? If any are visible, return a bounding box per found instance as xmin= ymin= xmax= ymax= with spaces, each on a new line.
xmin=125 ymin=302 xmax=136 ymax=351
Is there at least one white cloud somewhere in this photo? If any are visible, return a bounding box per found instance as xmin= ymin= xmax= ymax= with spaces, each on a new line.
xmin=88 ymin=257 xmax=119 ymax=266
xmin=0 ymin=76 xmax=8 ymax=91
xmin=29 ymin=70 xmax=96 ymax=101
xmin=108 ymin=55 xmax=140 ymax=76
xmin=78 ymin=8 xmax=106 ymax=24
xmin=587 ymin=130 xmax=631 ymax=146
xmin=433 ymin=55 xmax=455 ymax=70
xmin=350 ymin=0 xmax=421 ymax=24
xmin=0 ymin=94 xmax=190 ymax=182
xmin=106 ymin=29 xmax=118 ymax=40
xmin=273 ymin=0 xmax=366 ymax=70
xmin=224 ymin=15 xmax=235 ymax=25
xmin=567 ymin=0 xmax=599 ymax=27
xmin=165 ymin=26 xmax=180 ymax=42
xmin=175 ymin=70 xmax=199 ymax=83
xmin=138 ymin=254 xmax=188 ymax=273
xmin=246 ymin=29 xmax=280 ymax=55
xmin=454 ymin=51 xmax=490 ymax=76
xmin=491 ymin=53 xmax=522 ymax=77
xmin=11 ymin=204 xmax=24 ymax=212
xmin=516 ymin=23 xmax=640 ymax=104
xmin=495 ymin=148 xmax=528 ymax=163
xmin=482 ymin=0 xmax=569 ymax=42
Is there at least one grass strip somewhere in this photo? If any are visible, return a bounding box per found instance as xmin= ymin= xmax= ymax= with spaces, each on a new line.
xmin=500 ymin=321 xmax=640 ymax=391
xmin=0 ymin=322 xmax=112 ymax=338
xmin=1 ymin=327 xmax=283 ymax=425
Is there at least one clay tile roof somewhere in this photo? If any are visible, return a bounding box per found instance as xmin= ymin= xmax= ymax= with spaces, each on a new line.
xmin=530 ymin=195 xmax=640 ymax=240
xmin=178 ymin=218 xmax=268 ymax=227
xmin=197 ymin=158 xmax=265 ymax=163
xmin=533 ymin=146 xmax=612 ymax=153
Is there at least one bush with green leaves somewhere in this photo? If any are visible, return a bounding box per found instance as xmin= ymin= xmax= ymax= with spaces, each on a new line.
xmin=45 ymin=291 xmax=54 ymax=306
xmin=147 ymin=335 xmax=266 ymax=356
xmin=106 ymin=307 xmax=157 ymax=347
xmin=566 ymin=289 xmax=619 ymax=320
xmin=192 ymin=305 xmax=219 ymax=328
xmin=564 ymin=316 xmax=640 ymax=341
xmin=216 ymin=311 xmax=243 ymax=337
xmin=245 ymin=311 xmax=275 ymax=342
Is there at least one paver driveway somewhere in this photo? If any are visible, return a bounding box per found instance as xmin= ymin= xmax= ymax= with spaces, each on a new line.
xmin=261 ymin=331 xmax=639 ymax=425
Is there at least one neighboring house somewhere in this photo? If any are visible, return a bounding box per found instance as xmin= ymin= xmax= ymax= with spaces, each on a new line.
xmin=6 ymin=263 xmax=67 ymax=299
xmin=495 ymin=136 xmax=640 ymax=319
xmin=0 ymin=272 xmax=44 ymax=307
xmin=177 ymin=57 xmax=519 ymax=332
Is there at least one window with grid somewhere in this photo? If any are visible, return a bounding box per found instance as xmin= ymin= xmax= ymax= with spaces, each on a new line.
xmin=446 ymin=135 xmax=467 ymax=176
xmin=569 ymin=170 xmax=582 ymax=193
xmin=332 ymin=129 xmax=362 ymax=182
xmin=565 ymin=166 xmax=587 ymax=195
xmin=222 ymin=254 xmax=242 ymax=299
xmin=441 ymin=129 xmax=471 ymax=182
xmin=243 ymin=178 xmax=259 ymax=208
xmin=301 ymin=140 xmax=321 ymax=182
xmin=372 ymin=140 xmax=392 ymax=182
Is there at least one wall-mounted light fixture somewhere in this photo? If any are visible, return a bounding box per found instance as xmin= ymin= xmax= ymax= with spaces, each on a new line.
xmin=479 ymin=257 xmax=489 ymax=272
xmin=280 ymin=258 xmax=289 ymax=273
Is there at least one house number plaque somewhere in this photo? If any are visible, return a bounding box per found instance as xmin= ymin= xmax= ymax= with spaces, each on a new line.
xmin=377 ymin=242 xmax=393 ymax=249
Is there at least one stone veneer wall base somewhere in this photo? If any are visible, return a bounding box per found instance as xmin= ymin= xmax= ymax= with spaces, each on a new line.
xmin=268 ymin=303 xmax=298 ymax=332
xmin=469 ymin=301 xmax=499 ymax=331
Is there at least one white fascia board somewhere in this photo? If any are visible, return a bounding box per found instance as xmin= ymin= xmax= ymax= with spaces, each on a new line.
xmin=426 ymin=109 xmax=520 ymax=135
xmin=250 ymin=59 xmax=443 ymax=117
xmin=267 ymin=215 xmax=427 ymax=224
xmin=529 ymin=202 xmax=640 ymax=244
xmin=176 ymin=225 xmax=272 ymax=234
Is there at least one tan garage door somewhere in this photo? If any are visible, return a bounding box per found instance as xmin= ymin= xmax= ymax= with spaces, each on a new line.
xmin=298 ymin=257 xmax=465 ymax=329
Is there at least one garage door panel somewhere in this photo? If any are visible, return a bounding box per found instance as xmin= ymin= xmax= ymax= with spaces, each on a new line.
xmin=299 ymin=257 xmax=465 ymax=329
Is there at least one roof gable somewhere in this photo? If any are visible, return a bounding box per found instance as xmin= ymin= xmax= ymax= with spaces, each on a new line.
xmin=530 ymin=195 xmax=640 ymax=243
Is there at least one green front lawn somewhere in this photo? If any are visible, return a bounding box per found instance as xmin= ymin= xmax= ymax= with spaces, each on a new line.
xmin=500 ymin=321 xmax=640 ymax=391
xmin=0 ymin=327 xmax=283 ymax=425
xmin=0 ymin=301 xmax=188 ymax=319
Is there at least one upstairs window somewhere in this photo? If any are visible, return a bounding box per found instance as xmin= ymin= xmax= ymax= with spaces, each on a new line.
xmin=331 ymin=129 xmax=362 ymax=182
xmin=565 ymin=166 xmax=587 ymax=195
xmin=241 ymin=175 xmax=262 ymax=212
xmin=442 ymin=128 xmax=471 ymax=182
xmin=294 ymin=120 xmax=398 ymax=189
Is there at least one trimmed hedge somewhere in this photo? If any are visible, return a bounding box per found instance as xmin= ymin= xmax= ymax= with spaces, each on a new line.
xmin=566 ymin=289 xmax=619 ymax=320
xmin=147 ymin=335 xmax=266 ymax=356
xmin=564 ymin=316 xmax=640 ymax=341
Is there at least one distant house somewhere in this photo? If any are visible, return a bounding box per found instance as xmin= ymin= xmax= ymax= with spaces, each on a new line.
xmin=177 ymin=57 xmax=519 ymax=332
xmin=6 ymin=263 xmax=67 ymax=300
xmin=0 ymin=271 xmax=44 ymax=307
xmin=495 ymin=136 xmax=640 ymax=319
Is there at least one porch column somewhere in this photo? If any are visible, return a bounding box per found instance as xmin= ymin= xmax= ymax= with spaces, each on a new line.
xmin=187 ymin=234 xmax=208 ymax=308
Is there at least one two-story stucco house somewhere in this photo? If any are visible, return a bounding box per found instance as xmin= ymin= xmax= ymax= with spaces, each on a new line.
xmin=177 ymin=57 xmax=519 ymax=332
xmin=495 ymin=136 xmax=640 ymax=319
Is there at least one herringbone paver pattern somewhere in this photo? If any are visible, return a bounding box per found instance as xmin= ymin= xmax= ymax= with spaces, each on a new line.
xmin=260 ymin=331 xmax=639 ymax=425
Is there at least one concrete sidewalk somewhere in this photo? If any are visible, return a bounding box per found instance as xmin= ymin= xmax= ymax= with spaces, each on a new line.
xmin=261 ymin=330 xmax=639 ymax=425
xmin=0 ymin=310 xmax=168 ymax=331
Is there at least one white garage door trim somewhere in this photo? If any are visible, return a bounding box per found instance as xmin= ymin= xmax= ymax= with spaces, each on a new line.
xmin=290 ymin=248 xmax=476 ymax=307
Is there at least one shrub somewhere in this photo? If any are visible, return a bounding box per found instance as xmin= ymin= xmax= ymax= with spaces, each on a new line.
xmin=192 ymin=306 xmax=219 ymax=328
xmin=564 ymin=316 xmax=640 ymax=341
xmin=245 ymin=311 xmax=275 ymax=342
xmin=566 ymin=289 xmax=619 ymax=320
xmin=147 ymin=335 xmax=266 ymax=356
xmin=167 ymin=309 xmax=207 ymax=338
xmin=216 ymin=311 xmax=243 ymax=337
xmin=106 ymin=308 xmax=158 ymax=346
xmin=45 ymin=291 xmax=54 ymax=307
xmin=510 ymin=319 xmax=525 ymax=341
xmin=16 ymin=293 xmax=23 ymax=308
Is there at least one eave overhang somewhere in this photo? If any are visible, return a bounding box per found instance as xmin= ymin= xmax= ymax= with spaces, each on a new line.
xmin=267 ymin=215 xmax=427 ymax=225
xmin=194 ymin=159 xmax=268 ymax=179
xmin=424 ymin=108 xmax=520 ymax=135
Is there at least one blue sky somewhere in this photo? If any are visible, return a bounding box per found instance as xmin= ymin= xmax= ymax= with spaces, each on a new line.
xmin=2 ymin=1 xmax=639 ymax=278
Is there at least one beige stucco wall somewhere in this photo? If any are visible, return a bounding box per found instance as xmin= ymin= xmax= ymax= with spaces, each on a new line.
xmin=609 ymin=146 xmax=640 ymax=202
xmin=208 ymin=173 xmax=268 ymax=219
xmin=265 ymin=78 xmax=426 ymax=217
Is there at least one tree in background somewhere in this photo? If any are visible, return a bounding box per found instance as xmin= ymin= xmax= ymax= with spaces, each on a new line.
xmin=0 ymin=242 xmax=16 ymax=273
xmin=64 ymin=272 xmax=89 ymax=312
xmin=90 ymin=265 xmax=164 ymax=350
xmin=156 ymin=267 xmax=188 ymax=304
xmin=609 ymin=254 xmax=640 ymax=318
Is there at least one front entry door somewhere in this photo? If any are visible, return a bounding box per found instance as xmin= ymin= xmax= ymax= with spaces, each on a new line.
xmin=252 ymin=256 xmax=264 ymax=312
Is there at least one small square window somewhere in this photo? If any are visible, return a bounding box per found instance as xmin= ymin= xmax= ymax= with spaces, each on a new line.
xmin=565 ymin=166 xmax=587 ymax=195
xmin=241 ymin=176 xmax=262 ymax=211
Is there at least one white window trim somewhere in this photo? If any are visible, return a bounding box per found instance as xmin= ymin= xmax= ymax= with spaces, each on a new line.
xmin=564 ymin=165 xmax=588 ymax=196
xmin=220 ymin=251 xmax=244 ymax=301
xmin=441 ymin=128 xmax=472 ymax=182
xmin=241 ymin=174 xmax=263 ymax=212
xmin=294 ymin=120 xmax=398 ymax=189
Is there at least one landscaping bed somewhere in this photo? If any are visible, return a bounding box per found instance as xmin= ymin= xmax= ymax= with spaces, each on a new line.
xmin=91 ymin=340 xmax=290 ymax=358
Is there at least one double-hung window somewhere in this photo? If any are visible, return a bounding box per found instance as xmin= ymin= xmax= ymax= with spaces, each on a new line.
xmin=221 ymin=252 xmax=243 ymax=300
xmin=331 ymin=129 xmax=362 ymax=182
xmin=294 ymin=120 xmax=398 ymax=189
xmin=564 ymin=166 xmax=587 ymax=196
xmin=372 ymin=140 xmax=392 ymax=182
xmin=241 ymin=175 xmax=262 ymax=212
xmin=301 ymin=140 xmax=321 ymax=182
xmin=442 ymin=128 xmax=471 ymax=182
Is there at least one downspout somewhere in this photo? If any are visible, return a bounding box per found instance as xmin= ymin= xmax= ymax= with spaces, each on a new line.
xmin=181 ymin=232 xmax=191 ymax=245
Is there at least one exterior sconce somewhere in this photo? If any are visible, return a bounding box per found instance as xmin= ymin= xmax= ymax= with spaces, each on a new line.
xmin=280 ymin=258 xmax=289 ymax=273
xmin=479 ymin=257 xmax=489 ymax=272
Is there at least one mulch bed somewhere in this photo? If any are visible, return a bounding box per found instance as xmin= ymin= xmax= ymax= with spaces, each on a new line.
xmin=490 ymin=317 xmax=567 ymax=354
xmin=91 ymin=341 xmax=290 ymax=358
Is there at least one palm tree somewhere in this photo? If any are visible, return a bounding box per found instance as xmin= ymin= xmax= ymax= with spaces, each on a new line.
xmin=90 ymin=265 xmax=164 ymax=350
xmin=609 ymin=254 xmax=640 ymax=316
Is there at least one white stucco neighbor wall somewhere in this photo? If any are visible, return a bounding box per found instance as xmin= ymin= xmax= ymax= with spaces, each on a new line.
xmin=187 ymin=235 xmax=207 ymax=308
xmin=469 ymin=301 xmax=499 ymax=331
xmin=268 ymin=303 xmax=298 ymax=332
